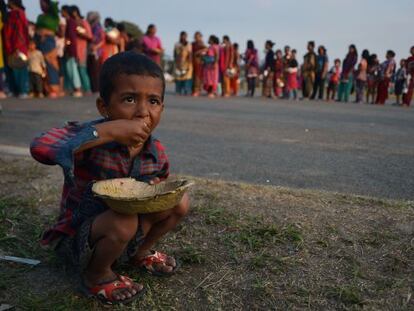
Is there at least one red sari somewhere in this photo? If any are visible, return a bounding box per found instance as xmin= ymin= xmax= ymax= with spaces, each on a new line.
xmin=376 ymin=59 xmax=395 ymax=104
xmin=192 ymin=41 xmax=206 ymax=93
xmin=203 ymin=44 xmax=219 ymax=93
xmin=403 ymin=55 xmax=414 ymax=106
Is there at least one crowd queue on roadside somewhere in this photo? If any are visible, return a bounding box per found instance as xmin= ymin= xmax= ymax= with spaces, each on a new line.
xmin=0 ymin=0 xmax=413 ymax=108
xmin=173 ymin=32 xmax=414 ymax=107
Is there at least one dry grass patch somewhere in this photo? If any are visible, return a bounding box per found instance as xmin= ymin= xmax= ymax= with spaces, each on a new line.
xmin=0 ymin=156 xmax=413 ymax=310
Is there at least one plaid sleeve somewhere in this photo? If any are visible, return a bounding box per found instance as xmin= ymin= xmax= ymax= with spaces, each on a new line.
xmin=154 ymin=140 xmax=170 ymax=181
xmin=30 ymin=121 xmax=99 ymax=182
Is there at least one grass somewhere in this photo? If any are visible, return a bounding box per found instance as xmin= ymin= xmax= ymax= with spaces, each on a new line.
xmin=0 ymin=156 xmax=413 ymax=310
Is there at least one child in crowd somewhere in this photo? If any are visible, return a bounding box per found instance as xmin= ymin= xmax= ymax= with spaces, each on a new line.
xmin=393 ymin=59 xmax=407 ymax=106
xmin=30 ymin=52 xmax=190 ymax=305
xmin=326 ymin=58 xmax=341 ymax=101
xmin=28 ymin=40 xmax=46 ymax=98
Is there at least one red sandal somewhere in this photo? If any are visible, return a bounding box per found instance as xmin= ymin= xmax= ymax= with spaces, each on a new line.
xmin=80 ymin=274 xmax=145 ymax=305
xmin=134 ymin=251 xmax=179 ymax=277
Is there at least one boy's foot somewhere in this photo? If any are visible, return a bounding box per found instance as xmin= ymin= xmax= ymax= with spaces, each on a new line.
xmin=81 ymin=273 xmax=144 ymax=305
xmin=132 ymin=250 xmax=178 ymax=277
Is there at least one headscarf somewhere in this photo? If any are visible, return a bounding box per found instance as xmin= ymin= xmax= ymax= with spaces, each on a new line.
xmin=87 ymin=11 xmax=100 ymax=26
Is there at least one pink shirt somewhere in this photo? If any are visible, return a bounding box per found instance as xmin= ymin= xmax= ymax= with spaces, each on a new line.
xmin=142 ymin=35 xmax=163 ymax=65
xmin=75 ymin=19 xmax=92 ymax=64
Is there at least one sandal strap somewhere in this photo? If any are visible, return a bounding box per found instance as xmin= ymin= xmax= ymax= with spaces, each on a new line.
xmin=140 ymin=251 xmax=169 ymax=272
xmin=88 ymin=274 xmax=134 ymax=302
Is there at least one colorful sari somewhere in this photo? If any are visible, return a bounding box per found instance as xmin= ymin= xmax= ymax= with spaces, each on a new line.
xmin=192 ymin=40 xmax=206 ymax=94
xmin=35 ymin=1 xmax=60 ymax=87
xmin=203 ymin=44 xmax=219 ymax=93
xmin=376 ymin=59 xmax=395 ymax=104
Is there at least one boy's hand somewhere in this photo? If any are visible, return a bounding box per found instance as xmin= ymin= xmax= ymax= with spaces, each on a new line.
xmin=148 ymin=177 xmax=161 ymax=185
xmin=98 ymin=119 xmax=151 ymax=147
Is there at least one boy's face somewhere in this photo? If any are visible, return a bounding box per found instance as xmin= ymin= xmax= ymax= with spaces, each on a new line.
xmin=97 ymin=74 xmax=164 ymax=132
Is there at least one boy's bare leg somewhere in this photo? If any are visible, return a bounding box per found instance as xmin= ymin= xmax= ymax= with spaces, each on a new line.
xmin=83 ymin=210 xmax=143 ymax=301
xmin=131 ymin=193 xmax=190 ymax=273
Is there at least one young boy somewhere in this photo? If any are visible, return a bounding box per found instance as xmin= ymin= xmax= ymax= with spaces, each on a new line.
xmin=30 ymin=52 xmax=190 ymax=305
xmin=326 ymin=58 xmax=341 ymax=101
xmin=28 ymin=40 xmax=46 ymax=98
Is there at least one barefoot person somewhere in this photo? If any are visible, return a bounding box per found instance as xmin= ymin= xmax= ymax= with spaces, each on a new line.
xmin=31 ymin=52 xmax=190 ymax=305
xmin=35 ymin=0 xmax=60 ymax=97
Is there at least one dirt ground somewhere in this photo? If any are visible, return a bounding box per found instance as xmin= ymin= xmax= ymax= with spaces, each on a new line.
xmin=0 ymin=155 xmax=413 ymax=310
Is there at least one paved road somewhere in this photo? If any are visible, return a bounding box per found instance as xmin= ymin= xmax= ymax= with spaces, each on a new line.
xmin=1 ymin=92 xmax=413 ymax=200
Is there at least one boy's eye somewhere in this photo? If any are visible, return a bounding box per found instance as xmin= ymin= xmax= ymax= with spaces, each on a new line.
xmin=149 ymin=98 xmax=160 ymax=105
xmin=123 ymin=96 xmax=136 ymax=104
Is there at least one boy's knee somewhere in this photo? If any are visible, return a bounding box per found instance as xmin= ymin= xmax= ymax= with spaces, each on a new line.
xmin=173 ymin=193 xmax=190 ymax=218
xmin=106 ymin=212 xmax=139 ymax=243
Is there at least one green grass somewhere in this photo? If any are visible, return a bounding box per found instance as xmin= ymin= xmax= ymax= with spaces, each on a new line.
xmin=0 ymin=157 xmax=413 ymax=310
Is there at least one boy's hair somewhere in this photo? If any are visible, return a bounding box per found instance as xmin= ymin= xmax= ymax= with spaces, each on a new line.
xmin=334 ymin=58 xmax=341 ymax=64
xmin=99 ymin=51 xmax=166 ymax=105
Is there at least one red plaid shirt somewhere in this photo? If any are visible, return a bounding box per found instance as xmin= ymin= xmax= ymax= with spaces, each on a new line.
xmin=30 ymin=119 xmax=169 ymax=246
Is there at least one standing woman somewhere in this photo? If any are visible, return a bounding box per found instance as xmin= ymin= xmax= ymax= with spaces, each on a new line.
xmin=302 ymin=41 xmax=316 ymax=99
xmin=86 ymin=11 xmax=104 ymax=93
xmin=174 ymin=31 xmax=193 ymax=95
xmin=219 ymin=35 xmax=234 ymax=97
xmin=311 ymin=45 xmax=328 ymax=100
xmin=141 ymin=24 xmax=163 ymax=66
xmin=101 ymin=18 xmax=120 ymax=64
xmin=262 ymin=40 xmax=274 ymax=98
xmin=273 ymin=49 xmax=284 ymax=98
xmin=3 ymin=0 xmax=29 ymax=98
xmin=230 ymin=42 xmax=240 ymax=96
xmin=354 ymin=49 xmax=369 ymax=103
xmin=376 ymin=50 xmax=396 ymax=105
xmin=0 ymin=0 xmax=7 ymax=99
xmin=244 ymin=40 xmax=259 ymax=97
xmin=402 ymin=46 xmax=414 ymax=107
xmin=337 ymin=44 xmax=358 ymax=102
xmin=63 ymin=6 xmax=82 ymax=97
xmin=71 ymin=6 xmax=92 ymax=95
xmin=366 ymin=54 xmax=379 ymax=104
xmin=117 ymin=23 xmax=129 ymax=53
xmin=202 ymin=35 xmax=219 ymax=98
xmin=285 ymin=49 xmax=299 ymax=100
xmin=35 ymin=0 xmax=60 ymax=97
xmin=191 ymin=31 xmax=206 ymax=97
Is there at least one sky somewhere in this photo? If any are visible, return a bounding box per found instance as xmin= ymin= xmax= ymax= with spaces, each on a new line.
xmin=25 ymin=0 xmax=413 ymax=63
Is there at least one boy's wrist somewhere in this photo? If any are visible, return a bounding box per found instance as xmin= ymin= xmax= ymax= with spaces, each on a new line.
xmin=95 ymin=122 xmax=114 ymax=142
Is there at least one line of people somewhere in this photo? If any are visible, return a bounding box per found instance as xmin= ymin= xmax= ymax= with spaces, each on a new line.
xmin=173 ymin=33 xmax=414 ymax=107
xmin=0 ymin=0 xmax=412 ymax=108
xmin=0 ymin=0 xmax=164 ymax=102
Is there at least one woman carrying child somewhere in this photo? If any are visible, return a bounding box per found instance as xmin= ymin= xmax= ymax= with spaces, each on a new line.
xmin=35 ymin=0 xmax=60 ymax=97
xmin=203 ymin=35 xmax=220 ymax=98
